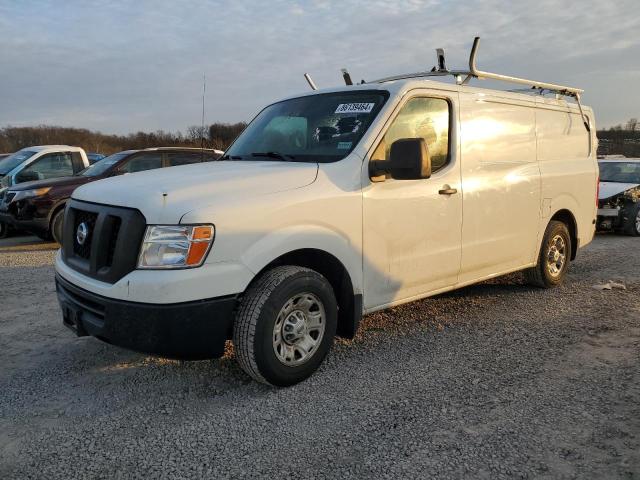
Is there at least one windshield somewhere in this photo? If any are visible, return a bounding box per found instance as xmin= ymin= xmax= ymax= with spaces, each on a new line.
xmin=225 ymin=90 xmax=389 ymax=163
xmin=0 ymin=150 xmax=37 ymax=174
xmin=599 ymin=161 xmax=640 ymax=184
xmin=80 ymin=152 xmax=129 ymax=176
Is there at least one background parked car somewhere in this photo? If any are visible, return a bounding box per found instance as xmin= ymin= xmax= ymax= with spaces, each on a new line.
xmin=0 ymin=146 xmax=90 ymax=238
xmin=87 ymin=153 xmax=106 ymax=164
xmin=0 ymin=147 xmax=223 ymax=242
xmin=597 ymin=157 xmax=640 ymax=235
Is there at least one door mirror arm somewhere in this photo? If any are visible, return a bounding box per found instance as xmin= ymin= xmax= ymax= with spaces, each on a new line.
xmin=368 ymin=160 xmax=388 ymax=181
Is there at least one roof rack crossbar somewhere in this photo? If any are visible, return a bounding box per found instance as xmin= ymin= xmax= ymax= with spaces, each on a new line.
xmin=468 ymin=37 xmax=583 ymax=96
xmin=468 ymin=37 xmax=589 ymax=131
xmin=368 ymin=69 xmax=471 ymax=84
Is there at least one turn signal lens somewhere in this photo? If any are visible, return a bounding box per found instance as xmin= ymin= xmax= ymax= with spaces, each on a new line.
xmin=192 ymin=225 xmax=213 ymax=241
xmin=138 ymin=224 xmax=215 ymax=269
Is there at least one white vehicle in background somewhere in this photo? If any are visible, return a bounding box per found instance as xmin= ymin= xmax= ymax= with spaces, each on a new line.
xmin=597 ymin=157 xmax=640 ymax=235
xmin=55 ymin=38 xmax=598 ymax=386
xmin=0 ymin=145 xmax=90 ymax=237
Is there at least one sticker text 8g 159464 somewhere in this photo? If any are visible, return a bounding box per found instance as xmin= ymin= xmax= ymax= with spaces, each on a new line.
xmin=334 ymin=103 xmax=375 ymax=114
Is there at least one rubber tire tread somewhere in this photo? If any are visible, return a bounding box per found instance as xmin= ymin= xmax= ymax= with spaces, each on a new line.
xmin=51 ymin=209 xmax=64 ymax=244
xmin=233 ymin=265 xmax=331 ymax=385
xmin=524 ymin=220 xmax=571 ymax=289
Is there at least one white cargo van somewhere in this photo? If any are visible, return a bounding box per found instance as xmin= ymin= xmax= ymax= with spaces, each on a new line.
xmin=55 ymin=39 xmax=598 ymax=386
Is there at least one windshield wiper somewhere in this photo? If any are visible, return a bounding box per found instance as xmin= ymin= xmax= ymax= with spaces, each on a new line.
xmin=250 ymin=151 xmax=296 ymax=161
xmin=220 ymin=154 xmax=244 ymax=160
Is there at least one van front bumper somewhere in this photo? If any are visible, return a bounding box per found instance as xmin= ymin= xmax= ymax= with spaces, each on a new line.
xmin=56 ymin=274 xmax=238 ymax=359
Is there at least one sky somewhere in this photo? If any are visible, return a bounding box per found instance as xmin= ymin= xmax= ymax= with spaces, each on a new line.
xmin=1 ymin=0 xmax=639 ymax=135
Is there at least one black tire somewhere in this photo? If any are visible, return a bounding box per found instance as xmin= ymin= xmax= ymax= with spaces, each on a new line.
xmin=0 ymin=221 xmax=10 ymax=239
xmin=50 ymin=209 xmax=65 ymax=244
xmin=524 ymin=220 xmax=572 ymax=288
xmin=622 ymin=203 xmax=640 ymax=236
xmin=233 ymin=265 xmax=337 ymax=387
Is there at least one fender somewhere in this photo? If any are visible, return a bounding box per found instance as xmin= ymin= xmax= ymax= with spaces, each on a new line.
xmin=47 ymin=198 xmax=68 ymax=224
xmin=239 ymin=224 xmax=363 ymax=295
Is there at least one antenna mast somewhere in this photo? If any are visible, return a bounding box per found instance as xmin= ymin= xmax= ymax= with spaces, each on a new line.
xmin=201 ymin=73 xmax=206 ymax=154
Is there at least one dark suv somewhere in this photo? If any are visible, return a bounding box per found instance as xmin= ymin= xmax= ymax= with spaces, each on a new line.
xmin=0 ymin=148 xmax=222 ymax=242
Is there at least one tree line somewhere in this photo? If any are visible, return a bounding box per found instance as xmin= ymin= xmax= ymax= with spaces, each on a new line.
xmin=597 ymin=118 xmax=640 ymax=157
xmin=1 ymin=118 xmax=638 ymax=158
xmin=0 ymin=123 xmax=247 ymax=155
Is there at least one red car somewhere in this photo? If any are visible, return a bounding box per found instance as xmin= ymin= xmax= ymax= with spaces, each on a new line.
xmin=0 ymin=147 xmax=222 ymax=242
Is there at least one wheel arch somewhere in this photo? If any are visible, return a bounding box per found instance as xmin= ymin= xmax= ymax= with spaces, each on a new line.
xmin=247 ymin=248 xmax=362 ymax=339
xmin=47 ymin=199 xmax=68 ymax=225
xmin=549 ymin=208 xmax=578 ymax=260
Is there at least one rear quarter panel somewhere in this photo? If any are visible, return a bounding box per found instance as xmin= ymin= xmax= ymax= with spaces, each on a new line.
xmin=536 ymin=100 xmax=597 ymax=250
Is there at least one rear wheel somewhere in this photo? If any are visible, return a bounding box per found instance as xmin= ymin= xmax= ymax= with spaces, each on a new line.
xmin=233 ymin=266 xmax=337 ymax=386
xmin=51 ymin=209 xmax=65 ymax=244
xmin=623 ymin=204 xmax=640 ymax=236
xmin=525 ymin=220 xmax=572 ymax=288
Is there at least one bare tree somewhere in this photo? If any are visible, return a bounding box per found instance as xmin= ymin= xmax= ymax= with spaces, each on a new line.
xmin=0 ymin=123 xmax=247 ymax=155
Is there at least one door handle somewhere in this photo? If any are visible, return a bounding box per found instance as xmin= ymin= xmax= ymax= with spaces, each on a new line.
xmin=438 ymin=185 xmax=458 ymax=195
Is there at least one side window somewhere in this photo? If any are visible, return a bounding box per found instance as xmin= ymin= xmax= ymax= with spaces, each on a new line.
xmin=167 ymin=152 xmax=204 ymax=167
xmin=120 ymin=154 xmax=162 ymax=173
xmin=16 ymin=153 xmax=74 ymax=182
xmin=71 ymin=152 xmax=85 ymax=172
xmin=372 ymin=97 xmax=450 ymax=172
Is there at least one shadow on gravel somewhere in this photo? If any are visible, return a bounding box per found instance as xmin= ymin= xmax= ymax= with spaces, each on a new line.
xmin=0 ymin=235 xmax=58 ymax=252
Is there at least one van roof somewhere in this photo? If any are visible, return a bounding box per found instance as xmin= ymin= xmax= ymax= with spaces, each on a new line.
xmin=278 ymin=77 xmax=592 ymax=114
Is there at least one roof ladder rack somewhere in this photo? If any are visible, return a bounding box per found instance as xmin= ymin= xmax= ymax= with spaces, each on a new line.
xmin=366 ymin=37 xmax=591 ymax=132
xmin=467 ymin=37 xmax=590 ymax=131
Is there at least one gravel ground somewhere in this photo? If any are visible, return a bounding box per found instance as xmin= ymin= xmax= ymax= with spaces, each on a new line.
xmin=0 ymin=234 xmax=639 ymax=479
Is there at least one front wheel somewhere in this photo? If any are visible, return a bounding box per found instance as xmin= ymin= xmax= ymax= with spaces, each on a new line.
xmin=524 ymin=220 xmax=572 ymax=288
xmin=51 ymin=209 xmax=65 ymax=244
xmin=233 ymin=266 xmax=337 ymax=386
xmin=623 ymin=204 xmax=640 ymax=236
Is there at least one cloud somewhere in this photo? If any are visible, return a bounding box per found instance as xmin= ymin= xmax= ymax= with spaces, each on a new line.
xmin=0 ymin=0 xmax=638 ymax=133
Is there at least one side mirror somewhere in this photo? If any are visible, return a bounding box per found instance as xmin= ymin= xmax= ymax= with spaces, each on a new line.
xmin=369 ymin=138 xmax=431 ymax=181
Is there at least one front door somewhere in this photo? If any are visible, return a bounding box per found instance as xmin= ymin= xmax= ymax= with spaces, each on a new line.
xmin=362 ymin=92 xmax=462 ymax=310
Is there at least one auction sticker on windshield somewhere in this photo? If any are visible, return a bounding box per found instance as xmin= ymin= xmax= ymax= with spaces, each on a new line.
xmin=335 ymin=103 xmax=375 ymax=114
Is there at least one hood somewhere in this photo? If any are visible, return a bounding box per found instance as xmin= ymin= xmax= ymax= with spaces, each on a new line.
xmin=73 ymin=160 xmax=318 ymax=223
xmin=598 ymin=181 xmax=640 ymax=200
xmin=9 ymin=175 xmax=90 ymax=191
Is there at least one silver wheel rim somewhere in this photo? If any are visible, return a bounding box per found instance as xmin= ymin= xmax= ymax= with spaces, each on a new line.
xmin=635 ymin=210 xmax=640 ymax=233
xmin=546 ymin=234 xmax=566 ymax=278
xmin=273 ymin=292 xmax=325 ymax=366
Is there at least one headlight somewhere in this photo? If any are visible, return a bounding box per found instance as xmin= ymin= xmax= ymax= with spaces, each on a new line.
xmin=12 ymin=187 xmax=52 ymax=202
xmin=0 ymin=176 xmax=10 ymax=189
xmin=137 ymin=225 xmax=215 ymax=269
